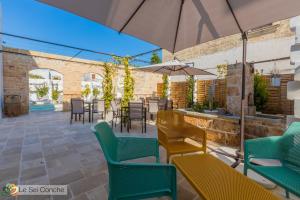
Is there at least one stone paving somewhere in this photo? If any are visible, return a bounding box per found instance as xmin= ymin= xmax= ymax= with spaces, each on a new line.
xmin=0 ymin=111 xmax=298 ymax=200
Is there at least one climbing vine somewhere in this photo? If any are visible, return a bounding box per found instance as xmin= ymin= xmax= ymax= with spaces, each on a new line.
xmin=162 ymin=75 xmax=169 ymax=98
xmin=114 ymin=56 xmax=135 ymax=107
xmin=216 ymin=64 xmax=228 ymax=79
xmin=102 ymin=62 xmax=116 ymax=109
xmin=186 ymin=75 xmax=195 ymax=107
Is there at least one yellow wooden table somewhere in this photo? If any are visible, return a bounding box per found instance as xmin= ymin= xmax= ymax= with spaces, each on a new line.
xmin=172 ymin=154 xmax=279 ymax=200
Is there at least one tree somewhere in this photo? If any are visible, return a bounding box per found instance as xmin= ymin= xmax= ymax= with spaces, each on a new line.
xmin=150 ymin=52 xmax=161 ymax=64
xmin=102 ymin=63 xmax=115 ymax=109
xmin=254 ymin=71 xmax=268 ymax=111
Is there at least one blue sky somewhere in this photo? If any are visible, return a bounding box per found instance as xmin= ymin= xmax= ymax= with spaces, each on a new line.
xmin=1 ymin=0 xmax=160 ymax=65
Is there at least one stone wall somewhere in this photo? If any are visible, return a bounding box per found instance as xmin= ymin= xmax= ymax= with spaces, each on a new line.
xmin=177 ymin=110 xmax=286 ymax=147
xmin=162 ymin=20 xmax=293 ymax=62
xmin=2 ymin=47 xmax=162 ymax=114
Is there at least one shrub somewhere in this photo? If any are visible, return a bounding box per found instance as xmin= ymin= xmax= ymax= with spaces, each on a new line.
xmin=192 ymin=102 xmax=204 ymax=112
xmin=254 ymin=72 xmax=268 ymax=111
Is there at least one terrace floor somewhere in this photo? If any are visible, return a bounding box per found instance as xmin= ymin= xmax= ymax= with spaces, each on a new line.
xmin=0 ymin=111 xmax=298 ymax=200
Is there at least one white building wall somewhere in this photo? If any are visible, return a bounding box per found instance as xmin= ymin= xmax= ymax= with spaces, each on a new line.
xmin=170 ymin=36 xmax=295 ymax=82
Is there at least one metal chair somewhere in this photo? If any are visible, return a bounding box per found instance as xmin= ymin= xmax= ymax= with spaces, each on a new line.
xmin=167 ymin=99 xmax=173 ymax=110
xmin=148 ymin=99 xmax=159 ymax=120
xmin=128 ymin=102 xmax=146 ymax=133
xmin=92 ymin=99 xmax=105 ymax=122
xmin=159 ymin=98 xmax=168 ymax=110
xmin=70 ymin=98 xmax=84 ymax=124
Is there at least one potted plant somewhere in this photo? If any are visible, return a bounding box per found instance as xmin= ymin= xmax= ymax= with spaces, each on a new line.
xmin=81 ymin=84 xmax=91 ymax=101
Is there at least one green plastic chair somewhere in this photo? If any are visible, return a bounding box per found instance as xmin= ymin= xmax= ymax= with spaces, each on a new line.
xmin=244 ymin=122 xmax=300 ymax=198
xmin=92 ymin=122 xmax=177 ymax=200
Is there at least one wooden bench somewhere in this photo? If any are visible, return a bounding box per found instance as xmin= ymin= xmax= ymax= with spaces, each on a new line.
xmin=157 ymin=110 xmax=207 ymax=162
xmin=173 ymin=154 xmax=279 ymax=200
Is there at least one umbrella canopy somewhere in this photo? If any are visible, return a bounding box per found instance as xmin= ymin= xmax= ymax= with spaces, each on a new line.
xmin=138 ymin=60 xmax=214 ymax=76
xmin=39 ymin=0 xmax=300 ymax=53
xmin=39 ymin=0 xmax=300 ymax=166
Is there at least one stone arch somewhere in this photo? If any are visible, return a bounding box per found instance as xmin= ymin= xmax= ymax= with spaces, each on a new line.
xmin=29 ymin=68 xmax=63 ymax=111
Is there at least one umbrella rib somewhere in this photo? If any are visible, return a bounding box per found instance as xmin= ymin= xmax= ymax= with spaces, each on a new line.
xmin=153 ymin=66 xmax=167 ymax=73
xmin=119 ymin=0 xmax=147 ymax=33
xmin=172 ymin=0 xmax=185 ymax=53
xmin=182 ymin=68 xmax=190 ymax=76
xmin=175 ymin=66 xmax=188 ymax=71
xmin=225 ymin=0 xmax=243 ymax=34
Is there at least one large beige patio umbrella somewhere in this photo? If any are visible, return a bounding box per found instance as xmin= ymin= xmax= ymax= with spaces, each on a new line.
xmin=39 ymin=0 xmax=300 ymax=166
xmin=138 ymin=60 xmax=214 ymax=76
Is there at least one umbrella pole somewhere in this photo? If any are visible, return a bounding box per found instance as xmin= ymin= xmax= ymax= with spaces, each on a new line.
xmin=231 ymin=32 xmax=248 ymax=168
xmin=240 ymin=32 xmax=248 ymax=153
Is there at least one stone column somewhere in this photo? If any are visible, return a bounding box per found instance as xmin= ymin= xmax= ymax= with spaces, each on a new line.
xmin=287 ymin=16 xmax=300 ymax=125
xmin=226 ymin=63 xmax=254 ymax=116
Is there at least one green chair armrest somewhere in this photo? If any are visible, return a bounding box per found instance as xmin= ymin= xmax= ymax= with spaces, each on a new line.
xmin=117 ymin=136 xmax=160 ymax=162
xmin=109 ymin=162 xmax=176 ymax=199
xmin=244 ymin=136 xmax=282 ymax=164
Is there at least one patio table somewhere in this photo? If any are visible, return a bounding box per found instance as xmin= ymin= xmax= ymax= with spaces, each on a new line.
xmin=172 ymin=154 xmax=279 ymax=200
